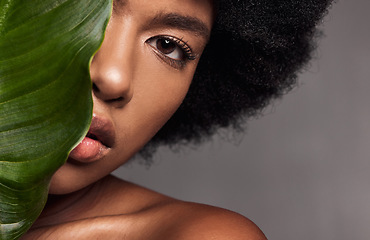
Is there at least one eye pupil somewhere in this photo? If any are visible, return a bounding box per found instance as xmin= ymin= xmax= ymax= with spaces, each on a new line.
xmin=156 ymin=39 xmax=176 ymax=54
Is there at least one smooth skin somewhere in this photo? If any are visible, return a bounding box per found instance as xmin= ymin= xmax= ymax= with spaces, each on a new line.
xmin=23 ymin=0 xmax=267 ymax=239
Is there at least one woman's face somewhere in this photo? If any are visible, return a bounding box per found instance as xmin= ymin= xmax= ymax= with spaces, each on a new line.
xmin=49 ymin=0 xmax=214 ymax=194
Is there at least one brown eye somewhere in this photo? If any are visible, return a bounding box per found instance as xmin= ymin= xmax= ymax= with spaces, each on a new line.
xmin=147 ymin=36 xmax=184 ymax=60
xmin=156 ymin=39 xmax=177 ymax=55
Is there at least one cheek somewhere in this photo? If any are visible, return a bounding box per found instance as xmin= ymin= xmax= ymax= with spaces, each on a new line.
xmin=143 ymin=65 xmax=194 ymax=115
xmin=124 ymin=71 xmax=192 ymax=137
xmin=112 ymin=56 xmax=196 ymax=152
xmin=135 ymin=52 xmax=195 ymax=121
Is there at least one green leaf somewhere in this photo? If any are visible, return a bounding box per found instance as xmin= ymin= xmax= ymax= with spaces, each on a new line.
xmin=0 ymin=0 xmax=112 ymax=239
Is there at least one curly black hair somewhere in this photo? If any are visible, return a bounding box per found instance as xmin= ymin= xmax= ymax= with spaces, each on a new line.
xmin=141 ymin=0 xmax=333 ymax=157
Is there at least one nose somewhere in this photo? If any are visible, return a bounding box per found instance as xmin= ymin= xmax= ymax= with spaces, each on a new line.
xmin=90 ymin=56 xmax=133 ymax=105
xmin=90 ymin=20 xmax=134 ymax=107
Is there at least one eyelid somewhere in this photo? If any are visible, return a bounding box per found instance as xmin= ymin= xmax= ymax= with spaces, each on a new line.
xmin=146 ymin=35 xmax=196 ymax=69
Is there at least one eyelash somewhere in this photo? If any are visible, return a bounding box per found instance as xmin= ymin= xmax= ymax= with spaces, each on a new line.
xmin=146 ymin=35 xmax=196 ymax=69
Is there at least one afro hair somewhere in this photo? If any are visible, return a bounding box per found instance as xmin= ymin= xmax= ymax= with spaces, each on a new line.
xmin=141 ymin=0 xmax=333 ymax=157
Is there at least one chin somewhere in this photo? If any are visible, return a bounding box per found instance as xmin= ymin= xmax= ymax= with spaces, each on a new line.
xmin=48 ymin=164 xmax=95 ymax=195
xmin=48 ymin=179 xmax=77 ymax=195
xmin=48 ymin=177 xmax=80 ymax=195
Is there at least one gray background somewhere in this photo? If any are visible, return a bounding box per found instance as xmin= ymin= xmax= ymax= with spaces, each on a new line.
xmin=113 ymin=1 xmax=370 ymax=239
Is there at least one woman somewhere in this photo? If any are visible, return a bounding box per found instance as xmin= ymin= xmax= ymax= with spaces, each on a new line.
xmin=23 ymin=0 xmax=332 ymax=239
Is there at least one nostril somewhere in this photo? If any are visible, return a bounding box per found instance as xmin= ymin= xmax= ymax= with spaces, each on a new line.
xmin=106 ymin=96 xmax=124 ymax=103
xmin=92 ymin=80 xmax=126 ymax=106
xmin=92 ymin=83 xmax=100 ymax=93
xmin=115 ymin=97 xmax=124 ymax=101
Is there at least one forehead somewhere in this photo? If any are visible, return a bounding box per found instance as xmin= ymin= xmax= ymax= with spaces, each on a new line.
xmin=112 ymin=0 xmax=215 ymax=31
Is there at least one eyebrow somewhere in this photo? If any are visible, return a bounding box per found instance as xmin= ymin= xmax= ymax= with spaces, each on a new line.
xmin=147 ymin=12 xmax=211 ymax=40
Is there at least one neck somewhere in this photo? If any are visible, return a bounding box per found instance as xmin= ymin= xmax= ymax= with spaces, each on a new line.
xmin=31 ymin=181 xmax=99 ymax=229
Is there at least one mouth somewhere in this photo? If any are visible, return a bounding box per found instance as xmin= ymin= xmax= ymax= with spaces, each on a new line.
xmin=68 ymin=113 xmax=115 ymax=163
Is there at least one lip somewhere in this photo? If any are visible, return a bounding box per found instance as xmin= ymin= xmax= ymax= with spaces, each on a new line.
xmin=68 ymin=113 xmax=115 ymax=163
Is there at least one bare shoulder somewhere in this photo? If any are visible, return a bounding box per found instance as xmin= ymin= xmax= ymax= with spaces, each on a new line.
xmin=110 ymin=176 xmax=267 ymax=240
xmin=23 ymin=176 xmax=266 ymax=239
xmin=158 ymin=201 xmax=267 ymax=240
